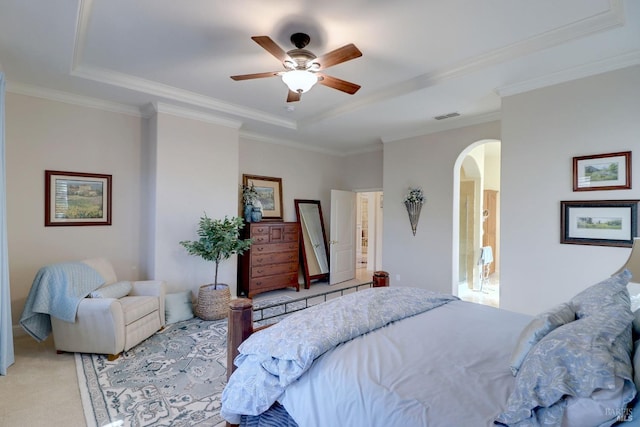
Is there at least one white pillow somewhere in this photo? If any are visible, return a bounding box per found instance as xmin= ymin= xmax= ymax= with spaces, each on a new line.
xmin=89 ymin=281 xmax=132 ymax=299
xmin=165 ymin=291 xmax=194 ymax=324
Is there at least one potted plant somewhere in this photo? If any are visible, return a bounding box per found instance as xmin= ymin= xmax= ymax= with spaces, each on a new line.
xmin=179 ymin=214 xmax=252 ymax=320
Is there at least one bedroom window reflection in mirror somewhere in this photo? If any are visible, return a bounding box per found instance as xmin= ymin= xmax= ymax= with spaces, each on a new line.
xmin=295 ymin=199 xmax=329 ymax=288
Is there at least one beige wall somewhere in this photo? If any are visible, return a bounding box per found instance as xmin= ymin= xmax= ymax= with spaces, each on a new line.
xmin=382 ymin=122 xmax=501 ymax=293
xmin=500 ymin=65 xmax=640 ymax=314
xmin=150 ymin=110 xmax=241 ymax=295
xmin=382 ymin=65 xmax=640 ymax=315
xmin=6 ymin=94 xmax=144 ymax=326
xmin=5 ymin=96 xmax=384 ymax=330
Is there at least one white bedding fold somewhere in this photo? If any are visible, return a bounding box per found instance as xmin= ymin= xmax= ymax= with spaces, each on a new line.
xmin=221 ymin=287 xmax=459 ymax=424
xmin=280 ymin=300 xmax=531 ymax=427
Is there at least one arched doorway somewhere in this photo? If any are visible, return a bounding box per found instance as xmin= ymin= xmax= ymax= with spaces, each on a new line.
xmin=452 ymin=140 xmax=500 ymax=307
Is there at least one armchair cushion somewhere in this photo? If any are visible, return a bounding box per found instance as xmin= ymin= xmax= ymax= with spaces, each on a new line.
xmin=82 ymin=257 xmax=117 ymax=285
xmin=89 ymin=281 xmax=132 ymax=299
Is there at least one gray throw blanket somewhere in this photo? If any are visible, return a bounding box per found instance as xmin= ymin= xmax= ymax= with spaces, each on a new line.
xmin=19 ymin=262 xmax=104 ymax=341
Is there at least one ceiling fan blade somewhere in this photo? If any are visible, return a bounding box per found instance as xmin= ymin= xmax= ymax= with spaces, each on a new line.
xmin=313 ymin=44 xmax=362 ymax=70
xmin=287 ymin=90 xmax=301 ymax=103
xmin=251 ymin=36 xmax=291 ymax=63
xmin=318 ymin=74 xmax=361 ymax=95
xmin=230 ymin=71 xmax=280 ymax=81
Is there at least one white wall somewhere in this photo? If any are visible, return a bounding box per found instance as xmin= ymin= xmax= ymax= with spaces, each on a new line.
xmin=150 ymin=110 xmax=240 ymax=295
xmin=4 ymin=94 xmax=384 ymax=328
xmin=342 ymin=149 xmax=383 ymax=191
xmin=500 ymin=65 xmax=640 ymax=315
xmin=382 ymin=121 xmax=501 ymax=292
xmin=239 ymin=137 xmax=346 ymax=225
xmin=382 ymin=65 xmax=640 ymax=315
xmin=6 ymin=94 xmax=144 ymax=325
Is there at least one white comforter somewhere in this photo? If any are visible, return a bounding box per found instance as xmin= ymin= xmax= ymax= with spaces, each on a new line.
xmin=279 ymin=299 xmax=531 ymax=427
xmin=221 ymin=287 xmax=460 ymax=424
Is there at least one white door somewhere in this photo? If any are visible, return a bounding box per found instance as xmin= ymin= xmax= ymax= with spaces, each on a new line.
xmin=330 ymin=190 xmax=356 ymax=285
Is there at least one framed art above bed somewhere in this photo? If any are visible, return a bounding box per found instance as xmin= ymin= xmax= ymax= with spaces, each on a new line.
xmin=560 ymin=199 xmax=639 ymax=247
xmin=573 ymin=151 xmax=632 ymax=192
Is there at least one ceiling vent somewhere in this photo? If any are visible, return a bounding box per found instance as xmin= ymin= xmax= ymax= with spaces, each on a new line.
xmin=434 ymin=112 xmax=460 ymax=120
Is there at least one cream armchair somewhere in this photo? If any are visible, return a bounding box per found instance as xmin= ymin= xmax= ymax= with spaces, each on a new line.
xmin=50 ymin=258 xmax=166 ymax=360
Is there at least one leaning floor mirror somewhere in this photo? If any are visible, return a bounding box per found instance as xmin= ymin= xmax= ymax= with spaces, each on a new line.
xmin=295 ymin=199 xmax=330 ymax=288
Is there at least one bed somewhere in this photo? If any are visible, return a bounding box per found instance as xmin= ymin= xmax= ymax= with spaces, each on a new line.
xmin=221 ymin=270 xmax=640 ymax=427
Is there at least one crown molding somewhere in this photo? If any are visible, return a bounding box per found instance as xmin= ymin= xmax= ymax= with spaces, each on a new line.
xmin=146 ymin=102 xmax=242 ymax=129
xmin=70 ymin=65 xmax=297 ymax=130
xmin=300 ymin=0 xmax=625 ymax=127
xmin=6 ymin=81 xmax=143 ymax=116
xmin=239 ymin=130 xmax=345 ymax=156
xmin=496 ymin=49 xmax=640 ymax=97
xmin=381 ymin=111 xmax=502 ymax=144
xmin=72 ymin=0 xmax=295 ymax=130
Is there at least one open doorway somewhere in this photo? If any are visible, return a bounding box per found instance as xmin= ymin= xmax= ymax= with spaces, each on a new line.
xmin=456 ymin=141 xmax=500 ymax=307
xmin=356 ymin=191 xmax=383 ymax=281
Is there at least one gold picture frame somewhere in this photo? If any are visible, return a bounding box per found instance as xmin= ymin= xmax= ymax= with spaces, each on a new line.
xmin=242 ymin=174 xmax=283 ymax=220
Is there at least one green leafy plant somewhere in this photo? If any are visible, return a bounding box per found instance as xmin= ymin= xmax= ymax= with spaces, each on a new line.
xmin=179 ymin=214 xmax=252 ymax=288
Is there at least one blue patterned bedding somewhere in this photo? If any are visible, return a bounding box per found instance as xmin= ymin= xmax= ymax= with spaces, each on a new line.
xmin=496 ymin=270 xmax=636 ymax=426
xmin=19 ymin=262 xmax=105 ymax=341
xmin=224 ymin=271 xmax=638 ymax=426
xmin=221 ymin=287 xmax=458 ymax=424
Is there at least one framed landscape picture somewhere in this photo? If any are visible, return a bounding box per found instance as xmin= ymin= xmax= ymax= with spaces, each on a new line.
xmin=242 ymin=174 xmax=283 ymax=220
xmin=560 ymin=200 xmax=638 ymax=247
xmin=573 ymin=151 xmax=631 ymax=191
xmin=45 ymin=170 xmax=112 ymax=226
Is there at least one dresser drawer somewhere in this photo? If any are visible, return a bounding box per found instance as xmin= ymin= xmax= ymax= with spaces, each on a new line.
xmin=249 ymin=272 xmax=298 ymax=291
xmin=251 ymin=251 xmax=298 ymax=266
xmin=251 ymin=242 xmax=298 ymax=254
xmin=251 ymin=262 xmax=298 ymax=278
xmin=250 ymin=225 xmax=271 ymax=235
xmin=251 ymin=234 xmax=271 ymax=244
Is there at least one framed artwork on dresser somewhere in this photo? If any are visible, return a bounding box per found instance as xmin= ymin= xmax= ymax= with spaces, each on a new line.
xmin=573 ymin=151 xmax=631 ymax=191
xmin=560 ymin=200 xmax=638 ymax=247
xmin=242 ymin=174 xmax=283 ymax=220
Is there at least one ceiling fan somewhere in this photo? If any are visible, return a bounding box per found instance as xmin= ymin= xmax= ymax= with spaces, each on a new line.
xmin=230 ymin=33 xmax=362 ymax=102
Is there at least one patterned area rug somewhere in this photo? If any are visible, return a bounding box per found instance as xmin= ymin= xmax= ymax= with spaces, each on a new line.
xmin=76 ymin=318 xmax=228 ymax=427
xmin=75 ymin=296 xmax=296 ymax=427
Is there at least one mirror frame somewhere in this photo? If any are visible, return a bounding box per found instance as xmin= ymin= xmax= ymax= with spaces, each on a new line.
xmin=294 ymin=199 xmax=330 ymax=288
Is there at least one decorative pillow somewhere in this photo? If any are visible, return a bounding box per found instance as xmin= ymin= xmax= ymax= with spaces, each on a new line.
xmin=570 ymin=269 xmax=631 ymax=319
xmin=509 ymin=302 xmax=575 ymax=376
xmin=165 ymin=290 xmax=194 ymax=324
xmin=497 ymin=281 xmax=635 ymax=426
xmin=634 ymin=339 xmax=640 ymax=393
xmin=89 ymin=281 xmax=132 ymax=299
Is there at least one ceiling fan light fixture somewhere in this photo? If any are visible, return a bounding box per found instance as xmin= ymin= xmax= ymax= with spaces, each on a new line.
xmin=282 ymin=69 xmax=318 ymax=93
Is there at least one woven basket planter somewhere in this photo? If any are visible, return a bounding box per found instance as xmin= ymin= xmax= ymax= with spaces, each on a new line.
xmin=194 ymin=284 xmax=230 ymax=321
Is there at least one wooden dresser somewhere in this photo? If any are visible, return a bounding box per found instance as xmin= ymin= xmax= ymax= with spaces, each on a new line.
xmin=237 ymin=221 xmax=300 ymax=298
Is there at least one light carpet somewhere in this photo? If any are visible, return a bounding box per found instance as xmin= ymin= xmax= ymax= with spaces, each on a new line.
xmin=75 ymin=296 xmax=293 ymax=427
